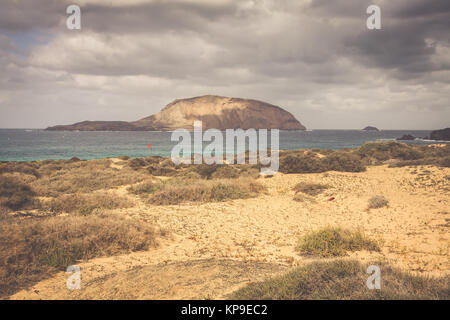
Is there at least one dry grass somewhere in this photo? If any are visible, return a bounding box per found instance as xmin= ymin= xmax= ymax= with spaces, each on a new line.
xmin=0 ymin=175 xmax=40 ymax=212
xmin=44 ymin=192 xmax=135 ymax=215
xmin=0 ymin=162 xmax=40 ymax=178
xmin=0 ymin=215 xmax=163 ymax=298
xmin=134 ymin=177 xmax=265 ymax=205
xmin=368 ymin=195 xmax=389 ymax=209
xmin=190 ymin=164 xmax=260 ymax=180
xmin=293 ymin=193 xmax=315 ymax=202
xmin=297 ymin=227 xmax=380 ymax=257
xmin=31 ymin=159 xmax=149 ymax=197
xmin=230 ymin=259 xmax=449 ymax=300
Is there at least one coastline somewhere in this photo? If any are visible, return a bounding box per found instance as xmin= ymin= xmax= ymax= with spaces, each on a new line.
xmin=1 ymin=141 xmax=449 ymax=299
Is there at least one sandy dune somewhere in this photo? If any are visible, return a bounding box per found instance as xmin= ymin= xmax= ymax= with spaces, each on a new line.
xmin=10 ymin=165 xmax=449 ymax=299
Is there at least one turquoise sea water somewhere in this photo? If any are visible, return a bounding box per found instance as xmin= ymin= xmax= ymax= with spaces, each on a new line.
xmin=0 ymin=129 xmax=446 ymax=162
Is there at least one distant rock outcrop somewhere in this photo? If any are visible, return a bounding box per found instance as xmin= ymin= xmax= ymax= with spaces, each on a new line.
xmin=396 ymin=134 xmax=416 ymax=141
xmin=362 ymin=126 xmax=379 ymax=131
xmin=46 ymin=121 xmax=138 ymax=131
xmin=46 ymin=95 xmax=306 ymax=131
xmin=429 ymin=128 xmax=450 ymax=141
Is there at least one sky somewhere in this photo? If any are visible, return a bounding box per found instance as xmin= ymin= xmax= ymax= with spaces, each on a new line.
xmin=0 ymin=0 xmax=449 ymax=129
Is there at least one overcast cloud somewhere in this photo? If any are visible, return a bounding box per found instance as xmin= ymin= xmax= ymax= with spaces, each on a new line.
xmin=0 ymin=0 xmax=449 ymax=129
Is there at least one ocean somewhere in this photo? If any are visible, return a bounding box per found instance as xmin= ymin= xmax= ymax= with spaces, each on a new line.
xmin=0 ymin=129 xmax=445 ymax=162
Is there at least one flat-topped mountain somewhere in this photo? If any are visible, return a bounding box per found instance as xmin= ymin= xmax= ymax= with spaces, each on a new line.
xmin=46 ymin=95 xmax=306 ymax=131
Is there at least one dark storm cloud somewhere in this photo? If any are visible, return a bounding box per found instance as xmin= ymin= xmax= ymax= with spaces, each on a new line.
xmin=306 ymin=0 xmax=450 ymax=77
xmin=0 ymin=0 xmax=449 ymax=129
xmin=0 ymin=0 xmax=68 ymax=32
xmin=81 ymin=1 xmax=240 ymax=33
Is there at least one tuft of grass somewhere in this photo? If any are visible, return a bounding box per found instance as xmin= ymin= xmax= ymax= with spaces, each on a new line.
xmin=293 ymin=183 xmax=329 ymax=196
xmin=0 ymin=215 xmax=163 ymax=298
xmin=368 ymin=195 xmax=389 ymax=209
xmin=230 ymin=259 xmax=449 ymax=300
xmin=297 ymin=227 xmax=380 ymax=257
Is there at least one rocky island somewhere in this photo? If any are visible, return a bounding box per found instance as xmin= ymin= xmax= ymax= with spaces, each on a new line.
xmin=429 ymin=128 xmax=450 ymax=141
xmin=362 ymin=126 xmax=379 ymax=131
xmin=46 ymin=95 xmax=306 ymax=131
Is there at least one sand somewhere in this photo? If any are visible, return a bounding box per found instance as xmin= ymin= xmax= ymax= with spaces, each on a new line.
xmin=10 ymin=164 xmax=450 ymax=299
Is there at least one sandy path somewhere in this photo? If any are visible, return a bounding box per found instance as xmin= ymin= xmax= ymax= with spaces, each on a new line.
xmin=10 ymin=165 xmax=450 ymax=299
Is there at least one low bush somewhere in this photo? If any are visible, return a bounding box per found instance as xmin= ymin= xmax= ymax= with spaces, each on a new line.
xmin=279 ymin=153 xmax=325 ymax=174
xmin=322 ymin=152 xmax=366 ymax=172
xmin=368 ymin=195 xmax=389 ymax=209
xmin=356 ymin=142 xmax=424 ymax=161
xmin=279 ymin=152 xmax=366 ymax=174
xmin=297 ymin=227 xmax=380 ymax=257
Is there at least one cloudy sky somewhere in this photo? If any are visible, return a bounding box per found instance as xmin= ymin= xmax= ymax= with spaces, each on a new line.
xmin=0 ymin=0 xmax=449 ymax=129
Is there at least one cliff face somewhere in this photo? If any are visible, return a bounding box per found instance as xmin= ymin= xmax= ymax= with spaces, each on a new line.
xmin=133 ymin=95 xmax=305 ymax=130
xmin=45 ymin=95 xmax=306 ymax=131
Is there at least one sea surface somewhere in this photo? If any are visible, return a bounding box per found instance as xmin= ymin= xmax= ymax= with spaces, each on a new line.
xmin=0 ymin=129 xmax=446 ymax=162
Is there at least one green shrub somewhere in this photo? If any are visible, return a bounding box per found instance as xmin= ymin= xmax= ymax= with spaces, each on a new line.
xmin=357 ymin=142 xmax=424 ymax=161
xmin=279 ymin=153 xmax=325 ymax=174
xmin=323 ymin=153 xmax=366 ymax=172
xmin=297 ymin=227 xmax=380 ymax=257
xmin=280 ymin=152 xmax=366 ymax=174
xmin=210 ymin=183 xmax=249 ymax=201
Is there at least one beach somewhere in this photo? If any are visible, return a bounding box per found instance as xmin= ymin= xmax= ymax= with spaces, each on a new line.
xmin=1 ymin=142 xmax=449 ymax=299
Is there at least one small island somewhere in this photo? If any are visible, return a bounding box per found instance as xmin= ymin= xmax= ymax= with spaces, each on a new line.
xmin=396 ymin=134 xmax=416 ymax=141
xmin=362 ymin=126 xmax=379 ymax=131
